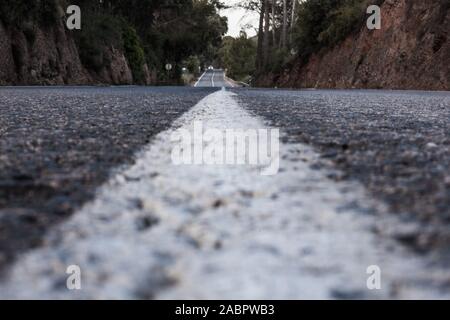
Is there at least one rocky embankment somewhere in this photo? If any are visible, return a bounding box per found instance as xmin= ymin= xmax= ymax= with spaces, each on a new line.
xmin=259 ymin=0 xmax=449 ymax=90
xmin=0 ymin=9 xmax=153 ymax=86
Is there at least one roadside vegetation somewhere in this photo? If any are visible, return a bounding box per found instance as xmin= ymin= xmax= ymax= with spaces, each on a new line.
xmin=73 ymin=0 xmax=227 ymax=84
xmin=0 ymin=0 xmax=228 ymax=84
xmin=218 ymin=32 xmax=256 ymax=83
xmin=181 ymin=55 xmax=201 ymax=85
xmin=1 ymin=0 xmax=388 ymax=86
xmin=293 ymin=0 xmax=384 ymax=60
xmin=234 ymin=0 xmax=385 ymax=79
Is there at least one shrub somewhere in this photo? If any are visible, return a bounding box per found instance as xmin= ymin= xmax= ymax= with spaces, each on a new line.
xmin=293 ymin=0 xmax=385 ymax=62
xmin=122 ymin=24 xmax=146 ymax=83
xmin=184 ymin=55 xmax=201 ymax=75
xmin=318 ymin=0 xmax=368 ymax=47
xmin=75 ymin=13 xmax=123 ymax=71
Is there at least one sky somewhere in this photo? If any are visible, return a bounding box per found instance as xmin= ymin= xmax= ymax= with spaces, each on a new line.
xmin=221 ymin=0 xmax=259 ymax=37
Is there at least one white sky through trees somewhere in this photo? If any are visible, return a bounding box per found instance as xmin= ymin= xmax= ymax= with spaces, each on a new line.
xmin=221 ymin=0 xmax=259 ymax=37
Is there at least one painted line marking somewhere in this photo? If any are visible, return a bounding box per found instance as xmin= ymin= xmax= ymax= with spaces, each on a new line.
xmin=1 ymin=91 xmax=448 ymax=299
xmin=224 ymin=75 xmax=235 ymax=88
xmin=194 ymin=70 xmax=207 ymax=87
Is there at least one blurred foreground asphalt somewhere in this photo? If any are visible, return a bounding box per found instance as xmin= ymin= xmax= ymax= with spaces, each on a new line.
xmin=0 ymin=86 xmax=449 ymax=298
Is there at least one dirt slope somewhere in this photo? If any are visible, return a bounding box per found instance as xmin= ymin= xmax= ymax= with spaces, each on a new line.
xmin=260 ymin=0 xmax=449 ymax=90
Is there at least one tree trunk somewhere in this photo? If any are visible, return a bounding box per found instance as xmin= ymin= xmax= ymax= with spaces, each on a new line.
xmin=272 ymin=0 xmax=276 ymax=48
xmin=263 ymin=0 xmax=270 ymax=69
xmin=290 ymin=0 xmax=297 ymax=45
xmin=291 ymin=0 xmax=297 ymax=30
xmin=256 ymin=0 xmax=266 ymax=73
xmin=281 ymin=0 xmax=287 ymax=48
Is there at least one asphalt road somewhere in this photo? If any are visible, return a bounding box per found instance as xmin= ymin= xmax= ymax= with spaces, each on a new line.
xmin=0 ymin=86 xmax=216 ymax=274
xmin=194 ymin=69 xmax=235 ymax=88
xmin=234 ymin=88 xmax=450 ymax=253
xmin=0 ymin=86 xmax=449 ymax=299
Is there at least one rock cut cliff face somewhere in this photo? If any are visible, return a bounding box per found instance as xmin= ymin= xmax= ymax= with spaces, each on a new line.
xmin=265 ymin=0 xmax=449 ymax=90
xmin=0 ymin=9 xmax=152 ymax=86
xmin=0 ymin=18 xmax=90 ymax=85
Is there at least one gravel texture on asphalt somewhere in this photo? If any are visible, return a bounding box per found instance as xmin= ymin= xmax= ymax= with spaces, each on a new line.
xmin=4 ymin=90 xmax=449 ymax=299
xmin=234 ymin=89 xmax=450 ymax=255
xmin=0 ymin=86 xmax=217 ymax=274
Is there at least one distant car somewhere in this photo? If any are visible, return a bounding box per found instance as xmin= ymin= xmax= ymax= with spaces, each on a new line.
xmin=208 ymin=66 xmax=214 ymax=70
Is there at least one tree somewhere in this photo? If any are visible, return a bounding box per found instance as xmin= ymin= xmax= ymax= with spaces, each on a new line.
xmin=272 ymin=0 xmax=277 ymax=47
xmin=281 ymin=0 xmax=287 ymax=48
xmin=218 ymin=33 xmax=256 ymax=82
xmin=63 ymin=0 xmax=228 ymax=83
xmin=292 ymin=0 xmax=371 ymax=60
xmin=263 ymin=0 xmax=270 ymax=68
xmin=256 ymin=0 xmax=265 ymax=73
xmin=184 ymin=55 xmax=201 ymax=75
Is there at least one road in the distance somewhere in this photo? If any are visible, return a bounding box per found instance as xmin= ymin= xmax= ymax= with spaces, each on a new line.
xmin=195 ymin=69 xmax=235 ymax=88
xmin=0 ymin=86 xmax=449 ymax=299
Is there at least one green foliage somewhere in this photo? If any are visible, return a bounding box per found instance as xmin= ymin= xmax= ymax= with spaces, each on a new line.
xmin=318 ymin=0 xmax=369 ymax=47
xmin=0 ymin=0 xmax=228 ymax=84
xmin=89 ymin=0 xmax=228 ymax=82
xmin=122 ymin=24 xmax=146 ymax=83
xmin=219 ymin=33 xmax=256 ymax=82
xmin=269 ymin=47 xmax=292 ymax=74
xmin=76 ymin=14 xmax=147 ymax=82
xmin=184 ymin=56 xmax=201 ymax=75
xmin=139 ymin=0 xmax=228 ymax=81
xmin=293 ymin=0 xmax=375 ymax=61
xmin=75 ymin=13 xmax=123 ymax=71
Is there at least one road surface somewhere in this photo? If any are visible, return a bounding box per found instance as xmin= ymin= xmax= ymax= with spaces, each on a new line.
xmin=0 ymin=86 xmax=449 ymax=299
xmin=194 ymin=69 xmax=236 ymax=88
